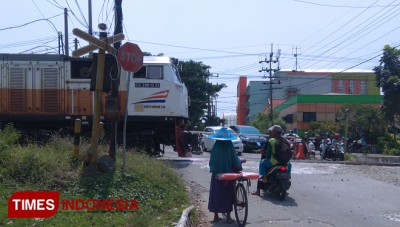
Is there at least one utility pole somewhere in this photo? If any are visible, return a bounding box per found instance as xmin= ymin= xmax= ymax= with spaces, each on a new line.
xmin=107 ymin=0 xmax=123 ymax=160
xmin=88 ymin=0 xmax=93 ymax=35
xmin=73 ymin=38 xmax=79 ymax=50
xmin=259 ymin=44 xmax=280 ymax=124
xmin=64 ymin=8 xmax=69 ymax=56
xmin=337 ymin=108 xmax=356 ymax=154
xmin=207 ymin=73 xmax=218 ymax=125
xmin=58 ymin=32 xmax=62 ymax=54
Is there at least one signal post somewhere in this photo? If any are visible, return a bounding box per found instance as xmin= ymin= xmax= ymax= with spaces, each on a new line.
xmin=72 ymin=24 xmax=124 ymax=165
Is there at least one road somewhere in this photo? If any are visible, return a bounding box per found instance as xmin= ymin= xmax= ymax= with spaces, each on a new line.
xmin=161 ymin=148 xmax=400 ymax=227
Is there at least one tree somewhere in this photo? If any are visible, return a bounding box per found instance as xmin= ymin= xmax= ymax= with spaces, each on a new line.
xmin=336 ymin=104 xmax=386 ymax=145
xmin=178 ymin=60 xmax=226 ymax=127
xmin=373 ymin=45 xmax=400 ymax=132
xmin=251 ymin=112 xmax=286 ymax=134
xmin=309 ymin=121 xmax=339 ymax=137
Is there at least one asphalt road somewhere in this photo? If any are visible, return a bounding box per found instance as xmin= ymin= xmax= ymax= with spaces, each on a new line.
xmin=161 ymin=148 xmax=400 ymax=227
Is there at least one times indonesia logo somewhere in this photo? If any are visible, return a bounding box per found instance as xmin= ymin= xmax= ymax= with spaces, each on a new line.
xmin=8 ymin=191 xmax=139 ymax=218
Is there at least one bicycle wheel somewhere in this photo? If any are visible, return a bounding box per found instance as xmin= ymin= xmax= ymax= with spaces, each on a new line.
xmin=234 ymin=182 xmax=248 ymax=227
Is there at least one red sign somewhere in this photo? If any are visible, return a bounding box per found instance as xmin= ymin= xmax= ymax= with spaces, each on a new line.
xmin=117 ymin=42 xmax=144 ymax=72
xmin=8 ymin=190 xmax=140 ymax=218
xmin=8 ymin=191 xmax=59 ymax=218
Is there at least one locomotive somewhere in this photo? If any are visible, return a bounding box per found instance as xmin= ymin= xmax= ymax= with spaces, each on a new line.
xmin=0 ymin=53 xmax=189 ymax=154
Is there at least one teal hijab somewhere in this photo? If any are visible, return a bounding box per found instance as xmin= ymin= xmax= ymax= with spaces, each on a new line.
xmin=209 ymin=140 xmax=241 ymax=174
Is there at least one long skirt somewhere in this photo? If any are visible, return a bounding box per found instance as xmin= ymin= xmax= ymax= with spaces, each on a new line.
xmin=208 ymin=174 xmax=235 ymax=213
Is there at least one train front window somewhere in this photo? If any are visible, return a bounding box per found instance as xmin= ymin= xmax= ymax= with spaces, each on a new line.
xmin=172 ymin=65 xmax=182 ymax=83
xmin=147 ymin=66 xmax=163 ymax=79
xmin=133 ymin=66 xmax=163 ymax=79
xmin=133 ymin=66 xmax=146 ymax=78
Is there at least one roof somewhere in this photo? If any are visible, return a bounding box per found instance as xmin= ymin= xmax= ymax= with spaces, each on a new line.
xmin=143 ymin=56 xmax=172 ymax=64
xmin=274 ymin=94 xmax=383 ymax=112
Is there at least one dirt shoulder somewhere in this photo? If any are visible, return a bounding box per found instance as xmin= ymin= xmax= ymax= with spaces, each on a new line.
xmin=184 ymin=178 xmax=212 ymax=227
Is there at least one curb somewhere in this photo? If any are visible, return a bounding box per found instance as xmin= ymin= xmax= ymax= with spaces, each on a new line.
xmin=175 ymin=205 xmax=195 ymax=227
xmin=291 ymin=159 xmax=400 ymax=167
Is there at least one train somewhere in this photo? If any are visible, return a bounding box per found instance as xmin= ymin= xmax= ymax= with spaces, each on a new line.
xmin=0 ymin=53 xmax=189 ymax=155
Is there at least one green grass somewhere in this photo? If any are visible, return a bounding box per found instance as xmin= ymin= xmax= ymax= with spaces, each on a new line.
xmin=0 ymin=134 xmax=191 ymax=226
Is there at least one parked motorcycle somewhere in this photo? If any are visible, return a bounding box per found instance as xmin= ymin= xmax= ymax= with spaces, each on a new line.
xmin=321 ymin=142 xmax=344 ymax=161
xmin=260 ymin=165 xmax=291 ymax=201
xmin=182 ymin=131 xmax=203 ymax=155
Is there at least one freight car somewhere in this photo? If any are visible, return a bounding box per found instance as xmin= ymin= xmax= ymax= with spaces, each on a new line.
xmin=0 ymin=53 xmax=189 ymax=155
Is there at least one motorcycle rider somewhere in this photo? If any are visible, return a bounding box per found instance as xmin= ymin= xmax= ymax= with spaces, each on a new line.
xmin=320 ymin=134 xmax=331 ymax=157
xmin=251 ymin=125 xmax=292 ymax=196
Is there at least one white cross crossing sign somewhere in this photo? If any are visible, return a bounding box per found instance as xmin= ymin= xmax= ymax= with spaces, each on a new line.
xmin=72 ymin=28 xmax=124 ymax=57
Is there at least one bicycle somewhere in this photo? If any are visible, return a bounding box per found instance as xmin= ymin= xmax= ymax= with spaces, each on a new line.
xmin=218 ymin=163 xmax=259 ymax=227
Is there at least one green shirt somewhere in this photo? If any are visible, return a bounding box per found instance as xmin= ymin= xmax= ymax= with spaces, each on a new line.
xmin=266 ymin=138 xmax=279 ymax=165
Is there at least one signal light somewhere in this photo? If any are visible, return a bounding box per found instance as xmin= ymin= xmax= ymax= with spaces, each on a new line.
xmin=280 ymin=166 xmax=287 ymax=171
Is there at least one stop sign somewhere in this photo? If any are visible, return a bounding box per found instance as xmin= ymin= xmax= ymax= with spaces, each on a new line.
xmin=117 ymin=42 xmax=143 ymax=72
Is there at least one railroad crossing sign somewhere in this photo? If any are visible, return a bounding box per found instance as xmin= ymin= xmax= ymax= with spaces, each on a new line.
xmin=72 ymin=28 xmax=124 ymax=57
xmin=117 ymin=42 xmax=143 ymax=72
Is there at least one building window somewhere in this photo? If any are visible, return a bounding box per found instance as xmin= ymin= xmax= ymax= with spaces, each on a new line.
xmin=338 ymin=80 xmax=344 ymax=93
xmin=303 ymin=112 xmax=316 ymax=122
xmin=360 ymin=80 xmax=367 ymax=95
xmin=285 ymin=87 xmax=299 ymax=99
xmin=283 ymin=114 xmax=294 ymax=123
xmin=349 ymin=80 xmax=355 ymax=94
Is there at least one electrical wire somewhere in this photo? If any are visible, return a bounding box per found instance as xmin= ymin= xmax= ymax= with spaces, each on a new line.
xmin=0 ymin=14 xmax=63 ymax=32
xmin=64 ymin=0 xmax=88 ymax=28
xmin=73 ymin=0 xmax=89 ymax=26
xmin=293 ymin=0 xmax=400 ymax=8
xmin=46 ymin=0 xmax=64 ymax=9
xmin=304 ymin=1 xmax=400 ymax=69
xmin=300 ymin=0 xmax=381 ymax=68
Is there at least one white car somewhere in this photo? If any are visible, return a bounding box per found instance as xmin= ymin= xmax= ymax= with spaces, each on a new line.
xmin=201 ymin=126 xmax=244 ymax=155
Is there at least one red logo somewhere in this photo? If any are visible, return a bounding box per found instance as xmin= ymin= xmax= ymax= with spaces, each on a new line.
xmin=8 ymin=191 xmax=59 ymax=218
xmin=8 ymin=191 xmax=140 ymax=218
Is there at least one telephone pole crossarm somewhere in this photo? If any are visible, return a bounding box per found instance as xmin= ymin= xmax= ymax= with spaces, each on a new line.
xmin=259 ymin=44 xmax=280 ymax=124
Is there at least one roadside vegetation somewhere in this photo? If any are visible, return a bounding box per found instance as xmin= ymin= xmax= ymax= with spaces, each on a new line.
xmin=0 ymin=124 xmax=193 ymax=226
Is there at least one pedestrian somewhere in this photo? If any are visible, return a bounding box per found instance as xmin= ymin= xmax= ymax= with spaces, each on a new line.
xmin=208 ymin=127 xmax=242 ymax=224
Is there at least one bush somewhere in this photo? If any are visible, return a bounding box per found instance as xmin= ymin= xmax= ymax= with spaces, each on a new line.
xmin=0 ymin=123 xmax=20 ymax=152
xmin=377 ymin=133 xmax=400 ymax=156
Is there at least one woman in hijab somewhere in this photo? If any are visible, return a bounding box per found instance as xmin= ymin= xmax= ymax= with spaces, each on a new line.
xmin=208 ymin=128 xmax=242 ymax=224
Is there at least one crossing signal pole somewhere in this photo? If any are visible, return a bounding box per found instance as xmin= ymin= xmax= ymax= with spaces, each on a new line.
xmin=259 ymin=44 xmax=280 ymax=124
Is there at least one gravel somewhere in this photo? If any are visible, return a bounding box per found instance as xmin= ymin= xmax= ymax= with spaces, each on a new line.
xmin=338 ymin=164 xmax=400 ymax=187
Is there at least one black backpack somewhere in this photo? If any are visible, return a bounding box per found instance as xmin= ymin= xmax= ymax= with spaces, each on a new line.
xmin=274 ymin=137 xmax=292 ymax=164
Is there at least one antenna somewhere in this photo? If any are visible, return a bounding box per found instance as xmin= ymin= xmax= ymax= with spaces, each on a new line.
xmin=292 ymin=47 xmax=301 ymax=72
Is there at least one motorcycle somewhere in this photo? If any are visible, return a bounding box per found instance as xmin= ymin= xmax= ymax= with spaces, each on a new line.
xmin=321 ymin=142 xmax=344 ymax=161
xmin=260 ymin=165 xmax=291 ymax=201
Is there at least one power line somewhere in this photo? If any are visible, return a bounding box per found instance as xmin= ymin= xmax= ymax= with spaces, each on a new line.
xmin=73 ymin=0 xmax=88 ymax=26
xmin=304 ymin=1 xmax=400 ymax=69
xmin=293 ymin=0 xmax=400 ymax=8
xmin=64 ymin=0 xmax=88 ymax=28
xmin=300 ymin=0 xmax=381 ymax=68
xmin=0 ymin=13 xmax=63 ymax=32
xmin=46 ymin=0 xmax=64 ymax=9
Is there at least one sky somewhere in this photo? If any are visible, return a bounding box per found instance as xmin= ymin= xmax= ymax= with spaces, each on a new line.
xmin=1 ymin=0 xmax=400 ymax=118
